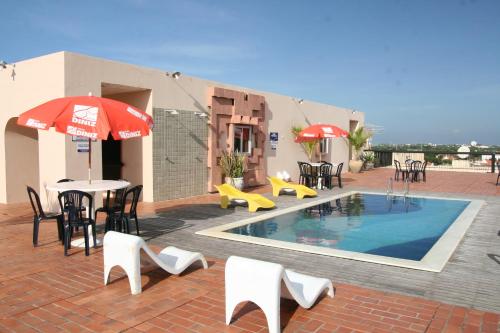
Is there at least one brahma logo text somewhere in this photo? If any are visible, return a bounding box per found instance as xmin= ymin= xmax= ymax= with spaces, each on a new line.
xmin=72 ymin=105 xmax=98 ymax=127
xmin=26 ymin=118 xmax=47 ymax=129
xmin=126 ymin=107 xmax=148 ymax=122
xmin=118 ymin=130 xmax=141 ymax=139
xmin=67 ymin=126 xmax=98 ymax=139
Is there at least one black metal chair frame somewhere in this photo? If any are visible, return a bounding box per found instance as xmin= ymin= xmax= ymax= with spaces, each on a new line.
xmin=394 ymin=160 xmax=405 ymax=181
xmin=319 ymin=162 xmax=333 ymax=189
xmin=409 ymin=161 xmax=422 ymax=182
xmin=58 ymin=190 xmax=96 ymax=256
xmin=109 ymin=185 xmax=142 ymax=235
xmin=496 ymin=161 xmax=499 ymax=186
xmin=27 ymin=186 xmax=64 ymax=247
xmin=331 ymin=163 xmax=343 ymax=188
xmin=298 ymin=162 xmax=316 ymax=188
xmin=97 ymin=186 xmax=127 ymax=232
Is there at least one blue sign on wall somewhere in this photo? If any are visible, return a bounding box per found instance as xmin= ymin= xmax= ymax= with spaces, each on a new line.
xmin=270 ymin=132 xmax=278 ymax=141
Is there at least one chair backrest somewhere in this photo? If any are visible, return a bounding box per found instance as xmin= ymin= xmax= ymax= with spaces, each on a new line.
xmin=421 ymin=161 xmax=428 ymax=172
xmin=405 ymin=159 xmax=412 ymax=170
xmin=319 ymin=162 xmax=332 ymax=176
xmin=57 ymin=178 xmax=74 ymax=183
xmin=334 ymin=163 xmax=343 ymax=176
xmin=412 ymin=161 xmax=422 ymax=172
xmin=394 ymin=160 xmax=401 ymax=171
xmin=119 ymin=185 xmax=143 ymax=217
xmin=58 ymin=190 xmax=93 ymax=224
xmin=27 ymin=186 xmax=45 ymax=219
xmin=300 ymin=162 xmax=313 ymax=176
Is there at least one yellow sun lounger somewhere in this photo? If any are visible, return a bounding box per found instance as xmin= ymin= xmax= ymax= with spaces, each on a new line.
xmin=268 ymin=176 xmax=317 ymax=199
xmin=215 ymin=184 xmax=276 ymax=212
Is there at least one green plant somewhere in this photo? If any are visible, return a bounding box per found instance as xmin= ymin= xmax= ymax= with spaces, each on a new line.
xmin=291 ymin=125 xmax=319 ymax=162
xmin=347 ymin=127 xmax=372 ymax=160
xmin=220 ymin=151 xmax=246 ymax=178
xmin=361 ymin=151 xmax=375 ymax=163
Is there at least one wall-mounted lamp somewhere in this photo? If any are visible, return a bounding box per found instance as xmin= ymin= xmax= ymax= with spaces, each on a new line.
xmin=166 ymin=109 xmax=179 ymax=115
xmin=352 ymin=109 xmax=357 ymax=114
xmin=0 ymin=60 xmax=16 ymax=80
xmin=194 ymin=111 xmax=208 ymax=118
xmin=293 ymin=98 xmax=304 ymax=104
xmin=165 ymin=71 xmax=182 ymax=79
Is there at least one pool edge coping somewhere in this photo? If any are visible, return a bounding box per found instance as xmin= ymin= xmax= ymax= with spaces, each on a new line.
xmin=195 ymin=191 xmax=484 ymax=272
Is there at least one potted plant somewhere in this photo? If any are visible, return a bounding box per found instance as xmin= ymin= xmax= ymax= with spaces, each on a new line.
xmin=220 ymin=151 xmax=246 ymax=190
xmin=361 ymin=151 xmax=375 ymax=170
xmin=347 ymin=127 xmax=372 ymax=173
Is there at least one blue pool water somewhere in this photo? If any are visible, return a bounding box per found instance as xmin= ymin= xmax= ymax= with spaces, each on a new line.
xmin=225 ymin=193 xmax=470 ymax=261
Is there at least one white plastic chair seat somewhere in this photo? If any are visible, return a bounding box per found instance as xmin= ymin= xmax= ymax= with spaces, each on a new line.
xmin=103 ymin=231 xmax=208 ymax=295
xmin=225 ymin=256 xmax=334 ymax=333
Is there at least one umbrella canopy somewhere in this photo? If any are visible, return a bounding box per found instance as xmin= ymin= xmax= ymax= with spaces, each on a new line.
xmin=295 ymin=124 xmax=348 ymax=143
xmin=17 ymin=95 xmax=154 ymax=182
xmin=17 ymin=96 xmax=153 ymax=140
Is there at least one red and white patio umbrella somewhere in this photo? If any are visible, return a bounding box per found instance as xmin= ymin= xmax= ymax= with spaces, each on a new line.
xmin=17 ymin=95 xmax=154 ymax=182
xmin=294 ymin=124 xmax=348 ymax=142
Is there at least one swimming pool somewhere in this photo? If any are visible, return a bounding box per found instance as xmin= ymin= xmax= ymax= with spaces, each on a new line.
xmin=197 ymin=191 xmax=483 ymax=271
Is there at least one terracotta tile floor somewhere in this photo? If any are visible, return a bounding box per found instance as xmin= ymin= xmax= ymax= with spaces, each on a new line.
xmin=0 ymin=169 xmax=499 ymax=332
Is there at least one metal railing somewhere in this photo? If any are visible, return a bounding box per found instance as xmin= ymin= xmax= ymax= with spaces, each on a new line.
xmin=365 ymin=149 xmax=499 ymax=173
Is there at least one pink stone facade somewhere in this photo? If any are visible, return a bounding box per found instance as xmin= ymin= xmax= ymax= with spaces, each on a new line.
xmin=207 ymin=87 xmax=267 ymax=191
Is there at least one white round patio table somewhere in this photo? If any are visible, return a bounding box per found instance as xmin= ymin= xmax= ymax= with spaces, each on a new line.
xmin=46 ymin=180 xmax=130 ymax=248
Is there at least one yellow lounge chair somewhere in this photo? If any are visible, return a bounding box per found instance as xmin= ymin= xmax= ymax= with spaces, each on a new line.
xmin=267 ymin=176 xmax=317 ymax=199
xmin=215 ymin=184 xmax=275 ymax=212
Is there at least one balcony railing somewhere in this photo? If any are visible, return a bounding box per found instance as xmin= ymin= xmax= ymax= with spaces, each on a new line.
xmin=366 ymin=150 xmax=499 ymax=173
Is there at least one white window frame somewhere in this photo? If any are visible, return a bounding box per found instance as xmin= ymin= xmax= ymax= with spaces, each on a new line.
xmin=234 ymin=125 xmax=253 ymax=154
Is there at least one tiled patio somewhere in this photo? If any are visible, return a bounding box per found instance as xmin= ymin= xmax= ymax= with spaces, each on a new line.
xmin=0 ymin=169 xmax=499 ymax=332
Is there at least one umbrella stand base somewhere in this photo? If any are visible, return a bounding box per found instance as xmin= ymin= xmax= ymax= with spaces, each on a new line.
xmin=71 ymin=237 xmax=102 ymax=248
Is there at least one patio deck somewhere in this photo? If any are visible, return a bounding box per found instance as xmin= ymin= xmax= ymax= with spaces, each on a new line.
xmin=0 ymin=169 xmax=499 ymax=332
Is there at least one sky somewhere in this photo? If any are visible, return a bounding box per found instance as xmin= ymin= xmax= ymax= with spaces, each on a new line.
xmin=1 ymin=0 xmax=499 ymax=144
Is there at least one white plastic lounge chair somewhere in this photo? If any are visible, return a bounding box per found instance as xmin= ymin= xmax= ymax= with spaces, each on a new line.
xmin=225 ymin=256 xmax=334 ymax=333
xmin=103 ymin=231 xmax=208 ymax=295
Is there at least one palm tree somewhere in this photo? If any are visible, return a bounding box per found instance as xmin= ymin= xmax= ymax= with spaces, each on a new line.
xmin=347 ymin=127 xmax=372 ymax=160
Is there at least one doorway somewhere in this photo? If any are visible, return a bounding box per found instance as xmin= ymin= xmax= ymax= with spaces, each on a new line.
xmin=102 ymin=134 xmax=122 ymax=180
xmin=5 ymin=117 xmax=40 ymax=202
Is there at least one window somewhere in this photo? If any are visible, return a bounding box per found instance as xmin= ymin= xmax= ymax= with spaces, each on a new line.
xmin=234 ymin=126 xmax=252 ymax=154
xmin=320 ymin=138 xmax=329 ymax=154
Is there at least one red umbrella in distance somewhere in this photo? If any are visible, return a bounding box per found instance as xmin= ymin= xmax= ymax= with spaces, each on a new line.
xmin=294 ymin=124 xmax=348 ymax=143
xmin=18 ymin=95 xmax=154 ymax=182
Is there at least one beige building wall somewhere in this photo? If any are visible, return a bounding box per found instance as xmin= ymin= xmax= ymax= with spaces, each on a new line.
xmin=0 ymin=51 xmax=364 ymax=203
xmin=0 ymin=53 xmax=66 ymax=204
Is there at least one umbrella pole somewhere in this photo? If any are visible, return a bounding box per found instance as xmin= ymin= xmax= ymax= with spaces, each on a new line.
xmin=88 ymin=138 xmax=91 ymax=184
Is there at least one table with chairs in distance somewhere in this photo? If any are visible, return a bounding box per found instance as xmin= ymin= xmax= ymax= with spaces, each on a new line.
xmin=394 ymin=159 xmax=428 ymax=182
xmin=27 ymin=179 xmax=143 ymax=256
xmin=297 ymin=161 xmax=343 ymax=189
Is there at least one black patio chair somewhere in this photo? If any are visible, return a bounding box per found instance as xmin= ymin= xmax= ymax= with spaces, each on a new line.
xmin=394 ymin=160 xmax=405 ymax=181
xmin=58 ymin=190 xmax=96 ymax=256
xmin=331 ymin=163 xmax=344 ymax=188
xmin=97 ymin=183 xmax=128 ymax=232
xmin=298 ymin=162 xmax=315 ymax=188
xmin=27 ymin=186 xmax=64 ymax=247
xmin=319 ymin=162 xmax=333 ymax=189
xmin=109 ymin=185 xmax=143 ymax=235
xmin=410 ymin=161 xmax=422 ymax=182
xmin=496 ymin=161 xmax=499 ymax=186
xmin=417 ymin=161 xmax=428 ymax=182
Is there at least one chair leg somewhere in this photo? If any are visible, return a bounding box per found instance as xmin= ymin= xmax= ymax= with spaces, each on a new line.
xmin=64 ymin=225 xmax=71 ymax=256
xmin=125 ymin=217 xmax=130 ymax=234
xmin=134 ymin=216 xmax=140 ymax=236
xmin=496 ymin=173 xmax=499 ymax=185
xmin=33 ymin=217 xmax=39 ymax=247
xmin=83 ymin=225 xmax=90 ymax=256
xmin=92 ymin=223 xmax=97 ymax=248
xmin=338 ymin=175 xmax=342 ymax=188
xmin=56 ymin=216 xmax=64 ymax=242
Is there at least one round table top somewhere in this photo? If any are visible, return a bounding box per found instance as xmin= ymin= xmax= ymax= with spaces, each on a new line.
xmin=46 ymin=180 xmax=130 ymax=192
